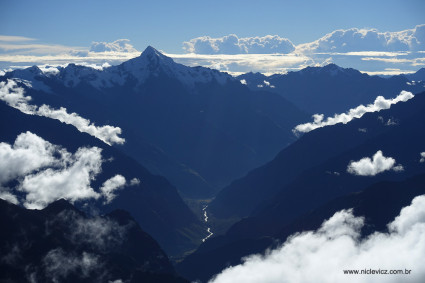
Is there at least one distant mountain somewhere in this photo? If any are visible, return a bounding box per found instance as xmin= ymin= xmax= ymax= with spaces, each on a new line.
xmin=237 ymin=64 xmax=425 ymax=116
xmin=0 ymin=101 xmax=205 ymax=257
xmin=403 ymin=68 xmax=425 ymax=82
xmin=0 ymin=198 xmax=188 ymax=283
xmin=177 ymin=172 xmax=425 ymax=282
xmin=1 ymin=46 xmax=309 ymax=199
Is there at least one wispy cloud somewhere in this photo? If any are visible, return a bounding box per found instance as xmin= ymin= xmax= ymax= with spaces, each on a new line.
xmin=293 ymin=91 xmax=414 ymax=134
xmin=43 ymin=248 xmax=100 ymax=281
xmin=420 ymin=152 xmax=425 ymax=163
xmin=210 ymin=195 xmax=425 ymax=283
xmin=0 ymin=35 xmax=35 ymax=42
xmin=0 ymin=37 xmax=140 ymax=68
xmin=0 ymin=80 xmax=125 ymax=145
xmin=168 ymin=52 xmax=313 ymax=75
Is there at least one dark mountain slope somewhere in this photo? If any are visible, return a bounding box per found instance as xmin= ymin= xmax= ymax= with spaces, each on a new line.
xmin=0 ymin=199 xmax=188 ymax=283
xmin=0 ymin=101 xmax=205 ymax=257
xmin=177 ymin=172 xmax=425 ymax=282
xmin=404 ymin=67 xmax=425 ymax=82
xmin=209 ymin=91 xmax=425 ymax=223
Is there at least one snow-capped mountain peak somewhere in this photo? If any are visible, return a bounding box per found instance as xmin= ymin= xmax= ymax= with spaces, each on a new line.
xmin=115 ymin=46 xmax=232 ymax=87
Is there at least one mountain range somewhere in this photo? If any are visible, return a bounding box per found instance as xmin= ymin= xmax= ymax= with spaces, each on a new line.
xmin=0 ymin=101 xmax=205 ymax=257
xmin=1 ymin=46 xmax=425 ymax=282
xmin=238 ymin=64 xmax=425 ymax=116
xmin=2 ymin=47 xmax=309 ymax=199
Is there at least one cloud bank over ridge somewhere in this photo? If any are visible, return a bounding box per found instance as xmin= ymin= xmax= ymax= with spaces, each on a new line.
xmin=293 ymin=91 xmax=414 ymax=134
xmin=1 ymin=25 xmax=424 ymax=75
xmin=210 ymin=195 xmax=425 ymax=283
xmin=0 ymin=79 xmax=125 ymax=145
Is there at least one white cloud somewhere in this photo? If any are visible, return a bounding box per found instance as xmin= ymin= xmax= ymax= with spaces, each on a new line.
xmin=293 ymin=91 xmax=414 ymax=134
xmin=297 ymin=24 xmax=425 ymax=54
xmin=420 ymin=152 xmax=425 ymax=163
xmin=0 ymin=131 xmax=62 ymax=185
xmin=100 ymin=175 xmax=126 ymax=204
xmin=19 ymin=146 xmax=103 ymax=209
xmin=210 ymin=195 xmax=425 ymax=283
xmin=0 ymin=191 xmax=19 ymax=205
xmin=183 ymin=34 xmax=295 ymax=54
xmin=240 ymin=79 xmax=247 ymax=85
xmin=129 ymin=178 xmax=140 ymax=186
xmin=36 ymin=105 xmax=125 ymax=145
xmin=347 ymin=151 xmax=403 ymax=176
xmin=361 ymin=69 xmax=417 ymax=76
xmin=99 ymin=176 xmax=141 ymax=204
xmin=0 ymin=132 xmax=132 ymax=209
xmin=90 ymin=39 xmax=138 ymax=53
xmin=0 ymin=80 xmax=125 ymax=145
xmin=0 ymin=79 xmax=33 ymax=109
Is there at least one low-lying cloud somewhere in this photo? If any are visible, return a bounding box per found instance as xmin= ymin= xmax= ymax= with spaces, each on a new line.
xmin=19 ymin=145 xmax=103 ymax=209
xmin=0 ymin=132 xmax=136 ymax=209
xmin=43 ymin=248 xmax=100 ymax=281
xmin=0 ymin=79 xmax=125 ymax=145
xmin=347 ymin=150 xmax=404 ymax=176
xmin=53 ymin=209 xmax=129 ymax=250
xmin=100 ymin=175 xmax=127 ymax=204
xmin=169 ymin=52 xmax=313 ymax=75
xmin=293 ymin=91 xmax=414 ymax=134
xmin=183 ymin=34 xmax=295 ymax=54
xmin=210 ymin=194 xmax=425 ymax=283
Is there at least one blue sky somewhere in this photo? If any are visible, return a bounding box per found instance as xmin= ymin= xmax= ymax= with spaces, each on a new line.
xmin=1 ymin=0 xmax=424 ymax=53
xmin=1 ymin=0 xmax=425 ymax=74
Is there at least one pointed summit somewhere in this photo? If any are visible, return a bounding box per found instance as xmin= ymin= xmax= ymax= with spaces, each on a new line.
xmin=138 ymin=45 xmax=174 ymax=66
xmin=141 ymin=45 xmax=162 ymax=57
xmin=119 ymin=45 xmax=176 ymax=74
xmin=115 ymin=45 xmax=231 ymax=87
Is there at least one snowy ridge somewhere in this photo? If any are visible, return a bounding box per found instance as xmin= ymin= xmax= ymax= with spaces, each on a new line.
xmin=115 ymin=46 xmax=232 ymax=87
xmin=2 ymin=46 xmax=233 ymax=90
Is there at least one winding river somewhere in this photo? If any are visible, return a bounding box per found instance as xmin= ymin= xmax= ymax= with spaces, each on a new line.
xmin=201 ymin=205 xmax=213 ymax=242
